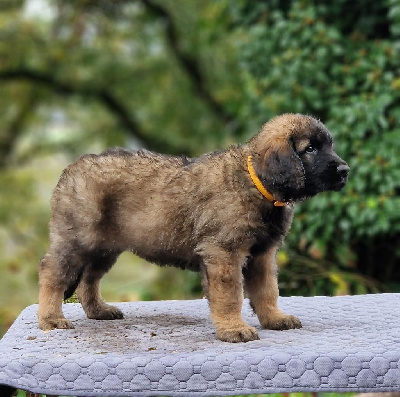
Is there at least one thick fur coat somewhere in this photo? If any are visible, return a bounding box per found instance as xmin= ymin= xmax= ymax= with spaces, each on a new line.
xmin=38 ymin=114 xmax=349 ymax=342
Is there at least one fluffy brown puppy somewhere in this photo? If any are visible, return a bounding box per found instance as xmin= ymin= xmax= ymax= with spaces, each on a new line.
xmin=38 ymin=113 xmax=349 ymax=342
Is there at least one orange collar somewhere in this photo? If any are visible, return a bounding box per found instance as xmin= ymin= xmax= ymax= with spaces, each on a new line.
xmin=247 ymin=156 xmax=287 ymax=207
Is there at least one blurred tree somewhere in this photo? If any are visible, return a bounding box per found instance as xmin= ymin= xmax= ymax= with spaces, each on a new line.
xmin=0 ymin=0 xmax=244 ymax=333
xmin=0 ymin=0 xmax=246 ymax=165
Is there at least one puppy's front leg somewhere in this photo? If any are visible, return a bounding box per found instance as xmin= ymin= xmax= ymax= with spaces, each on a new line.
xmin=244 ymin=246 xmax=302 ymax=330
xmin=199 ymin=245 xmax=259 ymax=343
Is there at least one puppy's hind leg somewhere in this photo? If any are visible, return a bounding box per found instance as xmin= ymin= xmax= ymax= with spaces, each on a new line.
xmin=76 ymin=250 xmax=123 ymax=320
xmin=38 ymin=250 xmax=85 ymax=331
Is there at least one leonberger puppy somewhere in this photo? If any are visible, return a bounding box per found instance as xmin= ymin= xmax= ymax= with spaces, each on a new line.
xmin=38 ymin=113 xmax=349 ymax=342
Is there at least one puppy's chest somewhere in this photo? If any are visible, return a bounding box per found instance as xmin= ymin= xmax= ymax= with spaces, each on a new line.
xmin=250 ymin=206 xmax=293 ymax=254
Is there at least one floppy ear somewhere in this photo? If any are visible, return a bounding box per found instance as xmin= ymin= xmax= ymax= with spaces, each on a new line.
xmin=256 ymin=138 xmax=305 ymax=202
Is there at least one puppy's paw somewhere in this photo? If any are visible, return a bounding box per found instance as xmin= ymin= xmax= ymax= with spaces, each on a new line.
xmin=217 ymin=324 xmax=260 ymax=343
xmin=86 ymin=304 xmax=124 ymax=320
xmin=39 ymin=317 xmax=74 ymax=331
xmin=261 ymin=313 xmax=302 ymax=330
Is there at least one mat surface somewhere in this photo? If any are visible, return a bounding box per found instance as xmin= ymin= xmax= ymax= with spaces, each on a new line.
xmin=1 ymin=294 xmax=400 ymax=396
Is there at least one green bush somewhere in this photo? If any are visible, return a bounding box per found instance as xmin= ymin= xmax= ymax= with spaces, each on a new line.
xmin=231 ymin=0 xmax=400 ymax=295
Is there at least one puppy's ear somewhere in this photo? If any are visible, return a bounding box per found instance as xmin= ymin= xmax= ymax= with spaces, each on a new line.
xmin=257 ymin=138 xmax=305 ymax=202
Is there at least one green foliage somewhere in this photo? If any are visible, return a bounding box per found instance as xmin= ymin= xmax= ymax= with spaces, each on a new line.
xmin=232 ymin=0 xmax=400 ymax=293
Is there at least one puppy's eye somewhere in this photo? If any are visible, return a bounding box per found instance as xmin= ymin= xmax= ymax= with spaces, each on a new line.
xmin=305 ymin=145 xmax=316 ymax=153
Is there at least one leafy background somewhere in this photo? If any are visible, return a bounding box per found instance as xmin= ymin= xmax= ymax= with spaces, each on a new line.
xmin=0 ymin=0 xmax=399 ymax=339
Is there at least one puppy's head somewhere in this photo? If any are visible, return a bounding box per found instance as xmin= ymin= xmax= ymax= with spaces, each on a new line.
xmin=249 ymin=114 xmax=349 ymax=202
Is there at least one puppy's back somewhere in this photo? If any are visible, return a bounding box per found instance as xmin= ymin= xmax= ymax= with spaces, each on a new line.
xmin=49 ymin=149 xmax=199 ymax=257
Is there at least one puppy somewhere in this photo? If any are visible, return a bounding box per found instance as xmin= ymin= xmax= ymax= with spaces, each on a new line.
xmin=38 ymin=113 xmax=349 ymax=342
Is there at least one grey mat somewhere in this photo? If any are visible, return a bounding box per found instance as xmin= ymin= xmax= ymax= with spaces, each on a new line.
xmin=1 ymin=294 xmax=400 ymax=396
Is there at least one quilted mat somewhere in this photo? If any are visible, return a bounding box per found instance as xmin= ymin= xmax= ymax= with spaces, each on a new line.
xmin=1 ymin=294 xmax=400 ymax=396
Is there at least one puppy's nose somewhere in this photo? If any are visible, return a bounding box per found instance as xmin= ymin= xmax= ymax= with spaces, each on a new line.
xmin=337 ymin=163 xmax=350 ymax=178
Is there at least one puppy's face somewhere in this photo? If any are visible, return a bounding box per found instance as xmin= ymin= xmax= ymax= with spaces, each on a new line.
xmin=253 ymin=114 xmax=349 ymax=202
xmin=291 ymin=122 xmax=349 ymax=198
